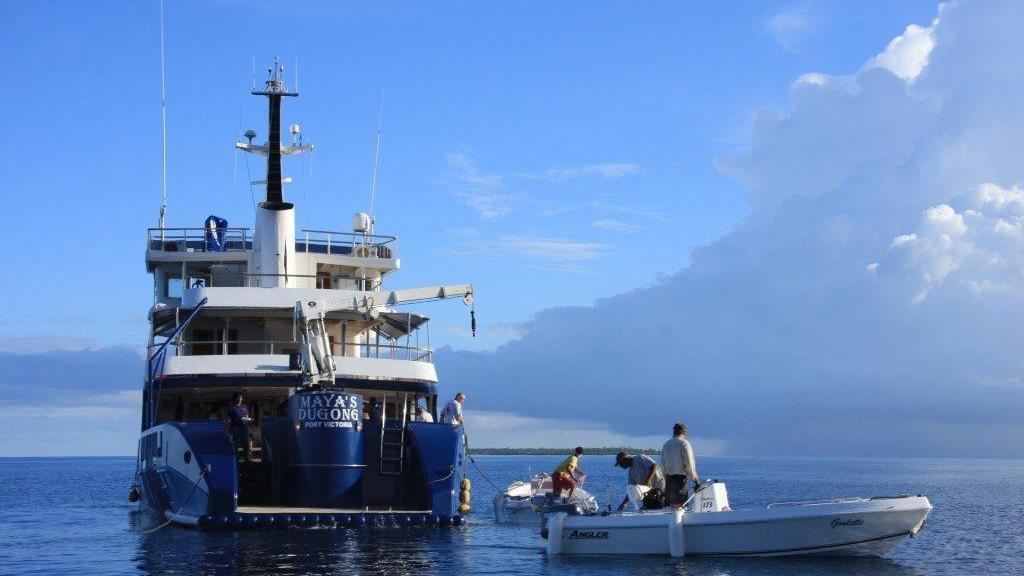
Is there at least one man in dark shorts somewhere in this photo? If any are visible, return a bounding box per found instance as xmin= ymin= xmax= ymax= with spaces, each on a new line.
xmin=227 ymin=391 xmax=256 ymax=461
xmin=661 ymin=422 xmax=699 ymax=508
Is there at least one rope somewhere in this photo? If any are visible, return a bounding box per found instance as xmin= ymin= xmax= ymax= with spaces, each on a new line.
xmin=466 ymin=455 xmax=501 ymax=491
xmin=138 ymin=465 xmax=210 ymax=534
xmin=427 ymin=465 xmax=456 ymax=485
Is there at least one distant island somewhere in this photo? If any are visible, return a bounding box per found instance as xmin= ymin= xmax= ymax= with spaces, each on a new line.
xmin=468 ymin=447 xmax=653 ymax=456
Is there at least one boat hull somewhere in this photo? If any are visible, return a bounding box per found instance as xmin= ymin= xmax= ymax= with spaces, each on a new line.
xmin=135 ymin=419 xmax=469 ymax=529
xmin=546 ymin=495 xmax=931 ymax=557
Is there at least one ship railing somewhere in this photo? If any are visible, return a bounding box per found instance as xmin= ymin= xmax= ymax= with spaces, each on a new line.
xmin=183 ymin=273 xmax=378 ymax=290
xmin=146 ymin=227 xmax=398 ymax=259
xmin=299 ymin=229 xmax=398 ymax=259
xmin=155 ymin=339 xmax=432 ymax=363
xmin=147 ymin=227 xmax=252 ymax=252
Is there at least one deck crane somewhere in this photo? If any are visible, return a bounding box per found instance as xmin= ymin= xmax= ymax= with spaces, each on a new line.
xmin=294 ymin=284 xmax=474 ymax=386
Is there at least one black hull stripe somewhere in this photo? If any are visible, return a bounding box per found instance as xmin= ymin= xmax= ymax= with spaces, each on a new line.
xmin=688 ymin=531 xmax=912 ymax=556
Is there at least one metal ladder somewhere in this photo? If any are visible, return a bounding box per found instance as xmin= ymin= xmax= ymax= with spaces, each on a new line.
xmin=379 ymin=393 xmax=408 ymax=475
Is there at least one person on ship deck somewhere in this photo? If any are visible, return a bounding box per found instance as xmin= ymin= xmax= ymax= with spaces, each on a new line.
xmin=227 ymin=391 xmax=257 ymax=461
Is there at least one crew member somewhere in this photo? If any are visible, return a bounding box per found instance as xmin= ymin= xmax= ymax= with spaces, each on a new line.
xmin=552 ymin=447 xmax=586 ymax=501
xmin=415 ymin=403 xmax=434 ymax=423
xmin=227 ymin=391 xmax=256 ymax=461
xmin=615 ymin=451 xmax=665 ymax=511
xmin=661 ymin=422 xmax=699 ymax=509
xmin=439 ymin=392 xmax=466 ymax=425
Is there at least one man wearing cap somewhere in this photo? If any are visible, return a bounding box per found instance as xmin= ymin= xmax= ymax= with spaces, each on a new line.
xmin=552 ymin=447 xmax=586 ymax=502
xmin=615 ymin=452 xmax=665 ymax=511
xmin=661 ymin=422 xmax=699 ymax=509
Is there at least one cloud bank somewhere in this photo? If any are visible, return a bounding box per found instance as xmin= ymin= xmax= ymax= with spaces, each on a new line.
xmin=440 ymin=0 xmax=1024 ymax=458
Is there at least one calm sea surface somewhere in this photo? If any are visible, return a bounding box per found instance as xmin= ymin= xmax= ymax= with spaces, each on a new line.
xmin=0 ymin=455 xmax=1021 ymax=575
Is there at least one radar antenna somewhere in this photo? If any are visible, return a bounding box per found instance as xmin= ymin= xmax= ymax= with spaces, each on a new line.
xmin=235 ymin=58 xmax=313 ymax=207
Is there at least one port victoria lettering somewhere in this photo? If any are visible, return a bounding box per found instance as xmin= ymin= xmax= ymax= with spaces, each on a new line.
xmin=296 ymin=393 xmax=361 ymax=428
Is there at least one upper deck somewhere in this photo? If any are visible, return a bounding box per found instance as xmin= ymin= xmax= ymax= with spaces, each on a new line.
xmin=146 ymin=226 xmax=401 ymax=307
xmin=147 ymin=228 xmax=398 ymax=275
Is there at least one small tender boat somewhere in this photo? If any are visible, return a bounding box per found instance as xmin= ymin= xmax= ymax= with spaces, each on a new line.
xmin=494 ymin=473 xmax=600 ymax=525
xmin=543 ymin=481 xmax=931 ymax=557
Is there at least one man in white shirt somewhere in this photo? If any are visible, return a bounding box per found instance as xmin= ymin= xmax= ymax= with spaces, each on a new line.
xmin=661 ymin=422 xmax=699 ymax=508
xmin=415 ymin=403 xmax=434 ymax=423
xmin=439 ymin=392 xmax=465 ymax=425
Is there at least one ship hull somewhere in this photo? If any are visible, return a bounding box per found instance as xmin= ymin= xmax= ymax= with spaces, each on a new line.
xmin=135 ymin=418 xmax=468 ymax=529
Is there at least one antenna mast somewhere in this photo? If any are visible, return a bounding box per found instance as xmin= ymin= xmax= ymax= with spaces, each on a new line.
xmin=158 ymin=0 xmax=168 ymax=230
xmin=368 ymin=91 xmax=383 ymax=235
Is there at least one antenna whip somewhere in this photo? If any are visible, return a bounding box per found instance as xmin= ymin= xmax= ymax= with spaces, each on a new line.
xmin=368 ymin=90 xmax=384 ymax=234
xmin=158 ymin=0 xmax=168 ymax=230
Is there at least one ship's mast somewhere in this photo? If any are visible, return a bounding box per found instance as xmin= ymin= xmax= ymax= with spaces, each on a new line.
xmin=252 ymin=58 xmax=299 ymax=208
xmin=235 ymin=58 xmax=312 ymax=288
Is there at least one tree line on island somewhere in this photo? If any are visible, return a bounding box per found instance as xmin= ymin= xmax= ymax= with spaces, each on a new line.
xmin=468 ymin=447 xmax=651 ymax=456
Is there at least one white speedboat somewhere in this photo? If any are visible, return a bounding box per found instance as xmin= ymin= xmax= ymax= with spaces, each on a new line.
xmin=543 ymin=482 xmax=931 ymax=557
xmin=494 ymin=473 xmax=600 ymax=525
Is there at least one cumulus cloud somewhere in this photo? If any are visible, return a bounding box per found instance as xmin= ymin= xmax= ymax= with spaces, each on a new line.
xmin=878 ymin=183 xmax=1024 ymax=303
xmin=865 ymin=23 xmax=936 ymax=82
xmin=440 ymin=0 xmax=1024 ymax=458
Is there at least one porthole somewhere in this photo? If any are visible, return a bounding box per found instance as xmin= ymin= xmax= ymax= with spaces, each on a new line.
xmin=184 ymin=450 xmax=192 ymax=464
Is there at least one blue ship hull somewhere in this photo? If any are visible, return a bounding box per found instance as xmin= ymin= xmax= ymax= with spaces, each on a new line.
xmin=135 ymin=418 xmax=468 ymax=530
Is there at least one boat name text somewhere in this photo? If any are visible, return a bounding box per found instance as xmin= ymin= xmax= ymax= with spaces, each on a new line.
xmin=568 ymin=530 xmax=609 ymax=539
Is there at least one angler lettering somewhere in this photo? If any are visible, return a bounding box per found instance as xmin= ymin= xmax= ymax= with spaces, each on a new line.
xmin=568 ymin=530 xmax=609 ymax=539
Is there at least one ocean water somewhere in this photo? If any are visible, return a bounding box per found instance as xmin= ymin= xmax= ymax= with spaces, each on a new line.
xmin=0 ymin=455 xmax=1021 ymax=575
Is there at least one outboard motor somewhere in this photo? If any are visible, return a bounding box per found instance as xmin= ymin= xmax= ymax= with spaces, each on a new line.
xmin=537 ymin=499 xmax=588 ymax=539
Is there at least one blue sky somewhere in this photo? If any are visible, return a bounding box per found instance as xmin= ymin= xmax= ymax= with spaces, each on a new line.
xmin=6 ymin=1 xmax=1024 ymax=457
xmin=0 ymin=0 xmax=937 ymax=351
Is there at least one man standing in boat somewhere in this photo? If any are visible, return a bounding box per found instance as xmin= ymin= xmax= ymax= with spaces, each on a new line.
xmin=439 ymin=392 xmax=466 ymax=425
xmin=661 ymin=422 xmax=699 ymax=508
xmin=552 ymin=446 xmax=586 ymax=502
xmin=615 ymin=452 xmax=665 ymax=511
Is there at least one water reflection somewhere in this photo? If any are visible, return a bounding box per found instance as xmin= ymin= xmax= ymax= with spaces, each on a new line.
xmin=133 ymin=519 xmax=471 ymax=576
xmin=132 ymin=514 xmax=923 ymax=576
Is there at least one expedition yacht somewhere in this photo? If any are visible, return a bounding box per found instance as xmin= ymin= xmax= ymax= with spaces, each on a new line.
xmin=132 ymin=60 xmax=474 ymax=529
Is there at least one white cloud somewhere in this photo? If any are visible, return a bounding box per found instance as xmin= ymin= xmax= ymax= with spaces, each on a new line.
xmin=464 ymin=410 xmax=728 ymax=455
xmin=444 ymin=152 xmax=514 ymax=220
xmin=878 ymin=184 xmax=1024 ymax=303
xmin=483 ymin=235 xmax=610 ymax=263
xmin=865 ymin=23 xmax=936 ymax=82
xmin=441 ymin=1 xmax=1024 ymax=458
xmin=446 ymin=151 xmax=503 ymax=190
xmin=762 ymin=1 xmax=823 ymax=51
xmin=455 ymin=190 xmax=515 ymax=221
xmin=517 ymin=163 xmax=641 ymax=183
xmin=591 ymin=218 xmax=642 ymax=233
